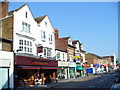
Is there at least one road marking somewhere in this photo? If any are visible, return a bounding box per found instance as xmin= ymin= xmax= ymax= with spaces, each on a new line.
xmin=101 ymin=79 xmax=103 ymax=82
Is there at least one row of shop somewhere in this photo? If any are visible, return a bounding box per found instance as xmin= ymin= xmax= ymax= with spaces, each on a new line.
xmin=14 ymin=54 xmax=85 ymax=88
xmin=1 ymin=52 xmax=115 ymax=89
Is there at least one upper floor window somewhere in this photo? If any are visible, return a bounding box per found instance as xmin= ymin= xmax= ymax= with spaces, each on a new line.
xmin=19 ymin=39 xmax=32 ymax=53
xmin=22 ymin=22 xmax=30 ymax=33
xmin=26 ymin=12 xmax=28 ymax=18
xmin=41 ymin=31 xmax=46 ymax=41
xmin=45 ymin=21 xmax=47 ymax=25
xmin=49 ymin=34 xmax=53 ymax=43
xmin=47 ymin=48 xmax=52 ymax=57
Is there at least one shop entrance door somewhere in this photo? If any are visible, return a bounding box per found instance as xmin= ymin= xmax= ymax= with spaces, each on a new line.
xmin=0 ymin=68 xmax=9 ymax=89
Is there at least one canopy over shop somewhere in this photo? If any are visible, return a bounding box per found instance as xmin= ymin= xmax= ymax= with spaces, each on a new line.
xmin=15 ymin=55 xmax=58 ymax=87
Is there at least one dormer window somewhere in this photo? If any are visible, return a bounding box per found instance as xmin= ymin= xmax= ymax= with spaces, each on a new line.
xmin=68 ymin=39 xmax=72 ymax=45
xmin=26 ymin=12 xmax=27 ymax=18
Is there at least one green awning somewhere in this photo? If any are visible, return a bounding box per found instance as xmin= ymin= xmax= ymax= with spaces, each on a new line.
xmin=77 ymin=67 xmax=84 ymax=70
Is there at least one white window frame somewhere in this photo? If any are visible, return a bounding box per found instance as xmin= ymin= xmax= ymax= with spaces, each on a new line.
xmin=22 ymin=22 xmax=30 ymax=33
xmin=48 ymin=34 xmax=53 ymax=44
xmin=41 ymin=31 xmax=46 ymax=41
xmin=19 ymin=39 xmax=32 ymax=53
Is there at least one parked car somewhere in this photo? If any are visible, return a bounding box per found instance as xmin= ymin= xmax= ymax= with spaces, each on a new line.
xmin=111 ymin=84 xmax=120 ymax=90
xmin=111 ymin=76 xmax=120 ymax=90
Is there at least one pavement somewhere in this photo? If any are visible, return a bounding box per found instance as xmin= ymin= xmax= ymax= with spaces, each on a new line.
xmin=16 ymin=74 xmax=101 ymax=90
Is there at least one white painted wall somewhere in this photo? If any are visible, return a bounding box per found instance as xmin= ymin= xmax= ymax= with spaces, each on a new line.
xmin=13 ymin=4 xmax=38 ymax=55
xmin=36 ymin=16 xmax=56 ymax=58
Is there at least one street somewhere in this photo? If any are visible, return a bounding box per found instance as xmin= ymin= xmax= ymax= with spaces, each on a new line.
xmin=16 ymin=71 xmax=119 ymax=90
xmin=43 ymin=71 xmax=118 ymax=89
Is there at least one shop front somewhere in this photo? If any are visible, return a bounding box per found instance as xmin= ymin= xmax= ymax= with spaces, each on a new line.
xmin=68 ymin=62 xmax=76 ymax=79
xmin=93 ymin=64 xmax=100 ymax=73
xmin=15 ymin=54 xmax=58 ymax=87
xmin=0 ymin=51 xmax=14 ymax=89
xmin=76 ymin=63 xmax=84 ymax=77
xmin=57 ymin=61 xmax=68 ymax=80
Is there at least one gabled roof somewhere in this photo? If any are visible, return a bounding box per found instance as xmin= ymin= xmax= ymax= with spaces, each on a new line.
xmin=8 ymin=4 xmax=35 ymax=19
xmin=35 ymin=15 xmax=47 ymax=23
xmin=14 ymin=4 xmax=27 ymax=12
xmin=55 ymin=38 xmax=68 ymax=52
xmin=8 ymin=4 xmax=27 ymax=15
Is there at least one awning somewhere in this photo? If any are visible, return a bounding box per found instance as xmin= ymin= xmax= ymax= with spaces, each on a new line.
xmin=18 ymin=66 xmax=58 ymax=69
xmin=76 ymin=67 xmax=84 ymax=70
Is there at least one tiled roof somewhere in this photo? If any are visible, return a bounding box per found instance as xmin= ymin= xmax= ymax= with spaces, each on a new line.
xmin=8 ymin=4 xmax=27 ymax=15
xmin=55 ymin=38 xmax=68 ymax=52
xmin=86 ymin=53 xmax=102 ymax=59
xmin=61 ymin=36 xmax=70 ymax=40
xmin=35 ymin=15 xmax=47 ymax=23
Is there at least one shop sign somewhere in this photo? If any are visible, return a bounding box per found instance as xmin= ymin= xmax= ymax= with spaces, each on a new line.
xmin=37 ymin=46 xmax=43 ymax=53
xmin=93 ymin=64 xmax=100 ymax=67
xmin=58 ymin=61 xmax=68 ymax=67
xmin=57 ymin=54 xmax=60 ymax=59
xmin=68 ymin=62 xmax=76 ymax=67
xmin=15 ymin=55 xmax=58 ymax=67
xmin=76 ymin=67 xmax=84 ymax=70
xmin=32 ymin=61 xmax=49 ymax=65
xmin=76 ymin=63 xmax=81 ymax=67
xmin=86 ymin=68 xmax=93 ymax=73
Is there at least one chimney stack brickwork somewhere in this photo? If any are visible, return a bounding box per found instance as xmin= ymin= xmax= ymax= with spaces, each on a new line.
xmin=0 ymin=0 xmax=8 ymax=19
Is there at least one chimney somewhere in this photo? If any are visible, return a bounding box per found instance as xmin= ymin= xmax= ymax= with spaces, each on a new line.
xmin=0 ymin=0 xmax=8 ymax=19
xmin=54 ymin=29 xmax=59 ymax=38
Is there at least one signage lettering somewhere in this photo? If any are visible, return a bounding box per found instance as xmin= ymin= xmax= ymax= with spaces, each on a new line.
xmin=32 ymin=61 xmax=49 ymax=65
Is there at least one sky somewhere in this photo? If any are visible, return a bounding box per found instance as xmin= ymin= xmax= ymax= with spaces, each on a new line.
xmin=8 ymin=2 xmax=118 ymax=58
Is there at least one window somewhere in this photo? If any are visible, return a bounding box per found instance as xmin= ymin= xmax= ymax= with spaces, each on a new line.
xmin=30 ymin=42 xmax=32 ymax=46
xmin=19 ymin=39 xmax=32 ymax=53
xmin=68 ymin=39 xmax=72 ymax=45
xmin=44 ymin=48 xmax=47 ymax=56
xmin=41 ymin=31 xmax=46 ymax=41
xmin=49 ymin=34 xmax=53 ymax=43
xmin=69 ymin=54 xmax=73 ymax=61
xmin=22 ymin=22 xmax=30 ymax=33
xmin=45 ymin=21 xmax=47 ymax=26
xmin=26 ymin=12 xmax=27 ymax=18
xmin=47 ymin=48 xmax=52 ymax=57
xmin=19 ymin=40 xmax=23 ymax=45
xmin=27 ymin=41 xmax=29 ymax=46
xmin=24 ymin=47 xmax=27 ymax=52
xmin=63 ymin=53 xmax=64 ymax=60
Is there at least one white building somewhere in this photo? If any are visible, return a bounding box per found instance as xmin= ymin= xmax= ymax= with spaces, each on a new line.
xmin=35 ymin=15 xmax=56 ymax=59
xmin=11 ymin=4 xmax=38 ymax=55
